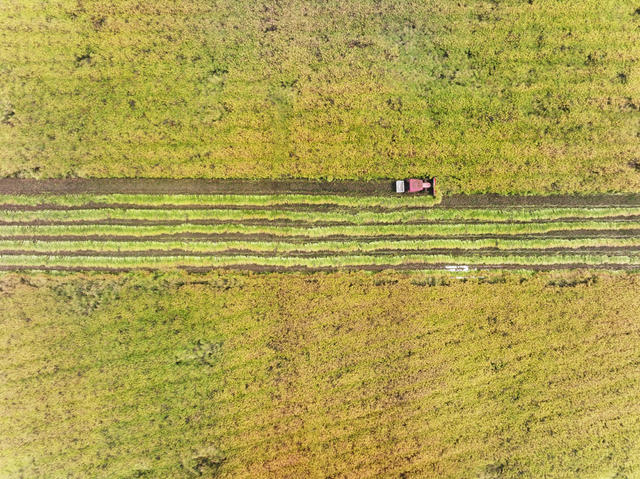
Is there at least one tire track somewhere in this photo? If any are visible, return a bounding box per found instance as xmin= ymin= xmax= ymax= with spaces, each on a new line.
xmin=1 ymin=229 xmax=638 ymax=242
xmin=0 ymin=247 xmax=637 ymax=257
xmin=1 ymin=179 xmax=640 ymax=206
xmin=3 ymin=203 xmax=640 ymax=213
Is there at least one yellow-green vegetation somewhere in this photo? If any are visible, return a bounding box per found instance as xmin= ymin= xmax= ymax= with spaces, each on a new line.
xmin=2 ymin=1 xmax=640 ymax=193
xmin=1 ymin=271 xmax=639 ymax=477
xmin=1 ymin=219 xmax=639 ymax=238
xmin=0 ymin=193 xmax=442 ymax=208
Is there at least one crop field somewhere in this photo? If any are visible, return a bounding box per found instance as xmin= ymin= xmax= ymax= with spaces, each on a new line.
xmin=2 ymin=270 xmax=640 ymax=478
xmin=1 ymin=193 xmax=640 ymax=271
xmin=2 ymin=0 xmax=640 ymax=194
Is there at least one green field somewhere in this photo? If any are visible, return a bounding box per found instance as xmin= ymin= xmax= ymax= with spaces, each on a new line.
xmin=2 ymin=271 xmax=639 ymax=478
xmin=2 ymin=1 xmax=640 ymax=193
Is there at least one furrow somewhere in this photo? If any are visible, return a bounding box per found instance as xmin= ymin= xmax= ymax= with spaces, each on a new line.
xmin=1 ymin=230 xmax=638 ymax=242
xmin=2 ymin=216 xmax=640 ymax=227
xmin=0 ymin=264 xmax=638 ymax=272
xmin=0 ymin=222 xmax=637 ymax=239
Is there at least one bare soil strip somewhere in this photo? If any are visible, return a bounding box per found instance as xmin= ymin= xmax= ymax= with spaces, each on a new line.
xmin=0 ymin=178 xmax=394 ymax=195
xmin=0 ymin=247 xmax=636 ymax=257
xmin=0 ymin=233 xmax=634 ymax=243
xmin=4 ymin=203 xmax=640 ymax=213
xmin=1 ymin=179 xmax=639 ymax=207
xmin=2 ymin=216 xmax=640 ymax=227
xmin=1 ymin=230 xmax=638 ymax=243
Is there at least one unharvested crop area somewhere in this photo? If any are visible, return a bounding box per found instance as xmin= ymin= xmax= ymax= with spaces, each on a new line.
xmin=2 ymin=1 xmax=640 ymax=193
xmin=1 ymin=193 xmax=640 ymax=270
xmin=1 ymin=271 xmax=639 ymax=478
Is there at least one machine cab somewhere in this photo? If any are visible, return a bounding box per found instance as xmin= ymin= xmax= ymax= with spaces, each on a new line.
xmin=395 ymin=178 xmax=436 ymax=195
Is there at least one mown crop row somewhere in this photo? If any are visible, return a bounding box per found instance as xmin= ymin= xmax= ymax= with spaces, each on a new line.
xmin=1 ymin=221 xmax=639 ymax=238
xmin=1 ymin=194 xmax=638 ymax=270
xmin=0 ymin=194 xmax=442 ymax=209
xmin=2 ymin=207 xmax=640 ymax=224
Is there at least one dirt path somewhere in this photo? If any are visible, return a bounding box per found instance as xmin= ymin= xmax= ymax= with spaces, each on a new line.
xmin=1 ymin=179 xmax=639 ymax=207
xmin=0 ymin=246 xmax=636 ymax=257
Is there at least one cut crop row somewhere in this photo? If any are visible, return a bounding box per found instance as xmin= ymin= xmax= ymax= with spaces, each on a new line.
xmin=0 ymin=220 xmax=638 ymax=239
xmin=1 ymin=248 xmax=637 ymax=258
xmin=0 ymin=194 xmax=441 ymax=209
xmin=3 ymin=207 xmax=640 ymax=225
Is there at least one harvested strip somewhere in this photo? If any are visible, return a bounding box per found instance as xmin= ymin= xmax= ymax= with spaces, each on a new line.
xmin=1 ymin=179 xmax=639 ymax=207
xmin=0 ymin=178 xmax=399 ymax=196
xmin=1 ymin=220 xmax=638 ymax=239
xmin=0 ymin=193 xmax=440 ymax=209
xmin=3 ymin=210 xmax=640 ymax=226
xmin=4 ymin=205 xmax=640 ymax=223
xmin=0 ymin=203 xmax=352 ymax=212
xmin=5 ymin=202 xmax=640 ymax=214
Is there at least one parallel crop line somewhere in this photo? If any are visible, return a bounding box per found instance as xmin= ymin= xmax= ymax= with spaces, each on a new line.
xmin=0 ymin=195 xmax=636 ymax=270
xmin=3 ymin=207 xmax=640 ymax=223
xmin=0 ymin=221 xmax=638 ymax=238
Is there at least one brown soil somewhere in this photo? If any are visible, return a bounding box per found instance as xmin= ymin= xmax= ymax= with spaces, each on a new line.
xmin=0 ymin=246 xmax=636 ymax=257
xmin=1 ymin=216 xmax=640 ymax=227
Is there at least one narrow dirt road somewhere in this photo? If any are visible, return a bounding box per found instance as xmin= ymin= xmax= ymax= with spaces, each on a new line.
xmin=1 ymin=179 xmax=639 ymax=207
